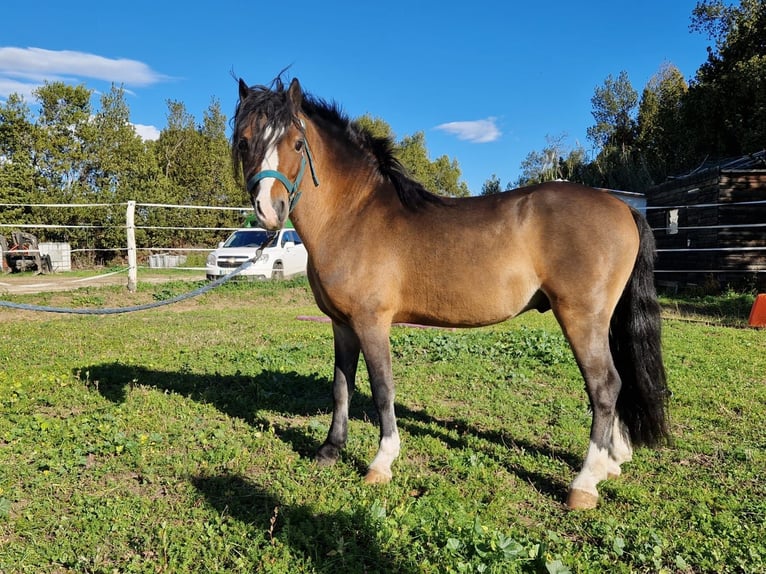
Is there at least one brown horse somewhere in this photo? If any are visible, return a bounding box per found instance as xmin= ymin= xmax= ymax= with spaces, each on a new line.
xmin=232 ymin=76 xmax=669 ymax=509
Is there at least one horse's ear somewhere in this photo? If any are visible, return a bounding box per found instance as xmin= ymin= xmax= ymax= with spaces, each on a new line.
xmin=288 ymin=78 xmax=303 ymax=110
xmin=238 ymin=78 xmax=249 ymax=101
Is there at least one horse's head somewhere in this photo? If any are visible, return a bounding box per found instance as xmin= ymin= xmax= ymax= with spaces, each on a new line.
xmin=232 ymin=77 xmax=318 ymax=230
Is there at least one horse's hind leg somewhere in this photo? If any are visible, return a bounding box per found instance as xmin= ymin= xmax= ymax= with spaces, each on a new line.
xmin=316 ymin=322 xmax=360 ymax=466
xmin=608 ymin=416 xmax=633 ymax=476
xmin=555 ymin=310 xmax=622 ymax=510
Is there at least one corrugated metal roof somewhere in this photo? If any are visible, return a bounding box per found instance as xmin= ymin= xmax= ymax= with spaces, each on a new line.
xmin=669 ymin=149 xmax=766 ymax=180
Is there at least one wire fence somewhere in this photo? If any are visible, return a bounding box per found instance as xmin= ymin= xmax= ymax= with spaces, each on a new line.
xmin=644 ymin=199 xmax=766 ymax=288
xmin=1 ymin=199 xmax=765 ymax=288
xmin=0 ymin=201 xmax=247 ymax=265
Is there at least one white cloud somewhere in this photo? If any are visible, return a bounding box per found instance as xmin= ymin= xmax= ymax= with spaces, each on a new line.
xmin=0 ymin=47 xmax=168 ymax=85
xmin=0 ymin=47 xmax=169 ymax=138
xmin=434 ymin=118 xmax=501 ymax=143
xmin=0 ymin=46 xmax=170 ymax=100
xmin=0 ymin=77 xmax=38 ymax=99
xmin=132 ymin=123 xmax=161 ymax=141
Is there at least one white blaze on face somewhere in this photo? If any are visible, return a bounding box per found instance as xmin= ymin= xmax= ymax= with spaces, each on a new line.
xmin=253 ymin=126 xmax=285 ymax=228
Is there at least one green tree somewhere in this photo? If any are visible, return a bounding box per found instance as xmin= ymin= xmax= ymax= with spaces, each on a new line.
xmin=151 ymin=99 xmax=242 ymax=248
xmin=199 ymin=98 xmax=242 ymax=207
xmin=151 ymin=100 xmax=203 ymax=246
xmin=480 ymin=174 xmax=502 ymax=195
xmin=636 ymin=63 xmax=689 ymax=182
xmin=585 ymin=72 xmax=652 ymax=191
xmin=85 ymin=84 xmax=147 ymax=198
xmin=0 ymin=94 xmax=36 ymax=220
xmin=587 ymin=71 xmax=639 ymax=152
xmin=193 ymin=98 xmax=243 ymax=244
xmin=355 ymin=115 xmax=469 ymax=197
xmin=28 ymin=82 xmax=98 ymax=252
xmin=355 ymin=113 xmax=395 ymax=140
xmin=85 ymin=84 xmax=161 ymax=260
xmin=33 ymin=82 xmax=93 ymax=203
xmin=515 ymin=134 xmax=588 ymax=187
xmin=155 ymin=100 xmax=199 ymax=188
xmin=686 ymin=0 xmax=766 ymax=157
xmin=397 ymin=131 xmax=469 ymax=197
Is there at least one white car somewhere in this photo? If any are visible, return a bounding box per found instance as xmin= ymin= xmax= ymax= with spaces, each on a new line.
xmin=206 ymin=227 xmax=307 ymax=281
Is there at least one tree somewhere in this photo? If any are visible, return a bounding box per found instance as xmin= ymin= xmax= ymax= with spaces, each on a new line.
xmin=199 ymin=98 xmax=242 ymax=207
xmin=0 ymin=82 xmax=253 ymax=263
xmin=155 ymin=100 xmax=199 ymax=187
xmin=636 ymin=63 xmax=689 ymax=181
xmin=194 ymin=98 xmax=244 ymax=243
xmin=356 ymin=116 xmax=470 ymax=197
xmin=586 ymin=71 xmax=639 ymax=153
xmin=480 ymin=174 xmax=502 ymax=195
xmin=150 ymin=99 xmax=243 ymax=248
xmin=515 ymin=134 xmax=588 ymax=187
xmin=355 ymin=113 xmax=395 ymax=140
xmin=686 ymin=0 xmax=766 ymax=157
xmin=86 ymin=84 xmax=156 ymax=203
xmin=25 ymin=82 xmax=99 ymax=251
xmin=0 ymin=93 xmax=36 ymax=216
xmin=396 ymin=132 xmax=469 ymax=197
xmin=33 ymin=82 xmax=93 ymax=202
xmin=585 ymin=72 xmax=653 ymax=191
xmin=84 ymin=84 xmax=161 ymax=258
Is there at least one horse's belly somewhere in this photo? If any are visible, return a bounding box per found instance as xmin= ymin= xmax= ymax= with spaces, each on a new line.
xmin=396 ymin=276 xmax=540 ymax=328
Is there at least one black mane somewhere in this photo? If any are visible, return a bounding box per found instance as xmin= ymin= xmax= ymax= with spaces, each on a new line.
xmin=234 ymin=76 xmax=444 ymax=210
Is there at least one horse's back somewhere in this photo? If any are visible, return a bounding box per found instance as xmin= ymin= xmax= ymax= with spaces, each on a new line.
xmin=424 ymin=181 xmax=640 ymax=270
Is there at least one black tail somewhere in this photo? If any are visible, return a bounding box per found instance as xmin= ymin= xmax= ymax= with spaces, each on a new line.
xmin=610 ymin=209 xmax=670 ymax=447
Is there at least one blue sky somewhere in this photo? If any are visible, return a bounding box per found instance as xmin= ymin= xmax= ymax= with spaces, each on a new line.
xmin=2 ymin=1 xmax=712 ymax=195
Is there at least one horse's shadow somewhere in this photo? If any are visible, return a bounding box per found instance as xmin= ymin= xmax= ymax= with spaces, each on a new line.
xmin=191 ymin=472 xmax=414 ymax=573
xmin=81 ymin=362 xmax=577 ymax=501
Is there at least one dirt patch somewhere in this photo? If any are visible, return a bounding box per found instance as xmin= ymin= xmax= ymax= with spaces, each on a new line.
xmin=0 ymin=270 xmax=206 ymax=295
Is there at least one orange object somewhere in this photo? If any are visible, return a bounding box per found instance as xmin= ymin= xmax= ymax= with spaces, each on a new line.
xmin=749 ymin=294 xmax=766 ymax=327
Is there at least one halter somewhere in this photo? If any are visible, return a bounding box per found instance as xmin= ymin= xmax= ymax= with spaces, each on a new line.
xmin=246 ymin=120 xmax=320 ymax=212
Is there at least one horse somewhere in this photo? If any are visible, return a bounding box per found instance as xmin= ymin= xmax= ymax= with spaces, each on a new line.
xmin=231 ymin=75 xmax=670 ymax=510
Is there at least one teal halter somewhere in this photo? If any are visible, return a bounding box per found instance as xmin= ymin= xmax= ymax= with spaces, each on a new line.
xmin=246 ymin=123 xmax=320 ymax=212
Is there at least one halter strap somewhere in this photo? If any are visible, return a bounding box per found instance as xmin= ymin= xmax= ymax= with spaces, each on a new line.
xmin=246 ymin=122 xmax=320 ymax=213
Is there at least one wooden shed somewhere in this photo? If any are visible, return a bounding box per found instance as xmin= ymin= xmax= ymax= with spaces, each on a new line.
xmin=646 ymin=150 xmax=766 ymax=291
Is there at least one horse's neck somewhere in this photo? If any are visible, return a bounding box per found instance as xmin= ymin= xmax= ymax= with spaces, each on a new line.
xmin=294 ymin=131 xmax=392 ymax=241
xmin=292 ymin=165 xmax=386 ymax=246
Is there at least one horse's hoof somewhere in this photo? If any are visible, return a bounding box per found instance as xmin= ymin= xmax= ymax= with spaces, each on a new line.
xmin=315 ymin=444 xmax=340 ymax=467
xmin=316 ymin=453 xmax=338 ymax=467
xmin=363 ymin=469 xmax=391 ymax=485
xmin=316 ymin=456 xmax=337 ymax=468
xmin=566 ymin=489 xmax=599 ymax=510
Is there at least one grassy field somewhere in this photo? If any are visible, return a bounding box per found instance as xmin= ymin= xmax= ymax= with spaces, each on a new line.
xmin=0 ymin=279 xmax=764 ymax=573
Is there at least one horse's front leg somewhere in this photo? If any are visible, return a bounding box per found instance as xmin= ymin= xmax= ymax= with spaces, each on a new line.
xmin=358 ymin=324 xmax=399 ymax=484
xmin=316 ymin=322 xmax=360 ymax=466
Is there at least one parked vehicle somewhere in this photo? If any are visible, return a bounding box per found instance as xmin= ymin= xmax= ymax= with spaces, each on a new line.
xmin=0 ymin=231 xmax=52 ymax=273
xmin=205 ymin=227 xmax=307 ymax=281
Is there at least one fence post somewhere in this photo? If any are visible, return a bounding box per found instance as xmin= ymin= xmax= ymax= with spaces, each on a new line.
xmin=126 ymin=201 xmax=137 ymax=292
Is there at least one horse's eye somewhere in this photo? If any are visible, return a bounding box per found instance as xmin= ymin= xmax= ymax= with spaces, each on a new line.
xmin=238 ymin=139 xmax=249 ymax=152
xmin=294 ymin=139 xmax=304 ymax=152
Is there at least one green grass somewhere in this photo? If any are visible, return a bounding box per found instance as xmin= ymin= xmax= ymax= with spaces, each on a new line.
xmin=0 ymin=279 xmax=764 ymax=573
xmin=659 ymin=290 xmax=756 ymax=327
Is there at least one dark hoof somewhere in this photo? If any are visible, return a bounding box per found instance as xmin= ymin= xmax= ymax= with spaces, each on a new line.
xmin=315 ymin=444 xmax=340 ymax=467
